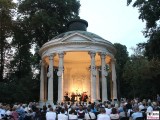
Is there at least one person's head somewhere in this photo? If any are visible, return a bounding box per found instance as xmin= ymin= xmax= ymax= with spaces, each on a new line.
xmin=61 ymin=102 xmax=64 ymax=106
xmin=12 ymin=106 xmax=17 ymax=111
xmin=87 ymin=107 xmax=91 ymax=112
xmin=108 ymin=104 xmax=111 ymax=109
xmin=134 ymin=106 xmax=139 ymax=112
xmin=49 ymin=107 xmax=53 ymax=112
xmin=69 ymin=108 xmax=76 ymax=114
xmin=148 ymin=102 xmax=152 ymax=106
xmin=68 ymin=102 xmax=70 ymax=105
xmin=105 ymin=103 xmax=108 ymax=108
xmin=43 ymin=105 xmax=47 ymax=111
xmin=61 ymin=108 xmax=65 ymax=114
xmin=79 ymin=105 xmax=83 ymax=111
xmin=100 ymin=108 xmax=106 ymax=114
xmin=48 ymin=104 xmax=51 ymax=108
xmin=111 ymin=108 xmax=117 ymax=114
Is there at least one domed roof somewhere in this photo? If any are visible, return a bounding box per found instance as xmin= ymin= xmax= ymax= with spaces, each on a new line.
xmin=53 ymin=30 xmax=104 ymax=40
xmin=39 ymin=19 xmax=116 ymax=56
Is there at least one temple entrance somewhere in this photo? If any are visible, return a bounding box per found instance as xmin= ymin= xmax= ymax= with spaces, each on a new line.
xmin=63 ymin=51 xmax=92 ymax=102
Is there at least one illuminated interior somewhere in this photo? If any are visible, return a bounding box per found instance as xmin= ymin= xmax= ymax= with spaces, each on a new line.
xmin=44 ymin=51 xmax=111 ymax=99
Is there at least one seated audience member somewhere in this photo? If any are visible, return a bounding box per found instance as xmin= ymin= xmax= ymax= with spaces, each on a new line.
xmin=146 ymin=102 xmax=153 ymax=113
xmin=85 ymin=107 xmax=96 ymax=120
xmin=97 ymin=108 xmax=110 ymax=120
xmin=105 ymin=104 xmax=112 ymax=115
xmin=77 ymin=105 xmax=85 ymax=120
xmin=41 ymin=105 xmax=47 ymax=120
xmin=119 ymin=106 xmax=130 ymax=119
xmin=68 ymin=107 xmax=77 ymax=120
xmin=110 ymin=107 xmax=119 ymax=120
xmin=131 ymin=107 xmax=143 ymax=120
xmin=11 ymin=106 xmax=19 ymax=120
xmin=58 ymin=108 xmax=68 ymax=120
xmin=46 ymin=107 xmax=56 ymax=120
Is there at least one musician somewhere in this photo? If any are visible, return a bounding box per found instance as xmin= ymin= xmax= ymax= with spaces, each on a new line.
xmin=64 ymin=92 xmax=70 ymax=101
xmin=81 ymin=92 xmax=88 ymax=102
xmin=71 ymin=92 xmax=76 ymax=102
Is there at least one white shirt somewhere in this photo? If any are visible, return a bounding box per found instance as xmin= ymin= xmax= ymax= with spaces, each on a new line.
xmin=110 ymin=113 xmax=119 ymax=119
xmin=139 ymin=105 xmax=145 ymax=111
xmin=6 ymin=110 xmax=12 ymax=116
xmin=85 ymin=112 xmax=96 ymax=119
xmin=147 ymin=106 xmax=153 ymax=113
xmin=58 ymin=113 xmax=68 ymax=120
xmin=97 ymin=113 xmax=111 ymax=120
xmin=0 ymin=108 xmax=6 ymax=119
xmin=68 ymin=114 xmax=77 ymax=119
xmin=131 ymin=112 xmax=143 ymax=120
xmin=105 ymin=108 xmax=112 ymax=115
xmin=46 ymin=111 xmax=56 ymax=120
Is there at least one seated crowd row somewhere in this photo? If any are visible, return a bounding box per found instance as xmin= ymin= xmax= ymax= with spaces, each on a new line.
xmin=0 ymin=98 xmax=160 ymax=120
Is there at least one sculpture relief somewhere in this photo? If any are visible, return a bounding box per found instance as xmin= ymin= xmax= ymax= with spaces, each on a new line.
xmin=92 ymin=66 xmax=97 ymax=76
xmin=102 ymin=66 xmax=108 ymax=76
xmin=47 ymin=72 xmax=51 ymax=78
xmin=57 ymin=70 xmax=63 ymax=77
xmin=71 ymin=72 xmax=89 ymax=93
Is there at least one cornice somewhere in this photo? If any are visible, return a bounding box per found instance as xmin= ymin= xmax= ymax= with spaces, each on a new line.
xmin=39 ymin=41 xmax=116 ymax=56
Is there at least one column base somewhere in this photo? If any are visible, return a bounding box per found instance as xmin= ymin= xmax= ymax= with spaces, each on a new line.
xmin=39 ymin=101 xmax=45 ymax=108
xmin=46 ymin=100 xmax=54 ymax=106
xmin=57 ymin=99 xmax=64 ymax=104
xmin=110 ymin=98 xmax=118 ymax=105
xmin=102 ymin=99 xmax=108 ymax=102
xmin=91 ymin=99 xmax=98 ymax=103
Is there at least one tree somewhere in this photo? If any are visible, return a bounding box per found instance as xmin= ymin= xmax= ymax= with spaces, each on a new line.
xmin=0 ymin=0 xmax=81 ymax=103
xmin=18 ymin=0 xmax=80 ymax=47
xmin=0 ymin=0 xmax=16 ymax=81
xmin=123 ymin=46 xmax=160 ymax=99
xmin=127 ymin=0 xmax=160 ymax=59
xmin=123 ymin=55 xmax=149 ymax=98
xmin=114 ymin=43 xmax=129 ymax=98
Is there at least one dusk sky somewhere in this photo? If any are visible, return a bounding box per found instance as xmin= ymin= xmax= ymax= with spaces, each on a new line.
xmin=79 ymin=0 xmax=147 ymax=55
xmin=13 ymin=0 xmax=147 ymax=55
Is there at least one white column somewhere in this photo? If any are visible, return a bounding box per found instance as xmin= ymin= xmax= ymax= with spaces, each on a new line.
xmin=57 ymin=52 xmax=65 ymax=103
xmin=100 ymin=52 xmax=108 ymax=102
xmin=89 ymin=51 xmax=97 ymax=103
xmin=47 ymin=54 xmax=55 ymax=105
xmin=39 ymin=60 xmax=45 ymax=106
xmin=44 ymin=64 xmax=47 ymax=101
xmin=111 ymin=58 xmax=117 ymax=100
xmin=96 ymin=67 xmax=100 ymax=100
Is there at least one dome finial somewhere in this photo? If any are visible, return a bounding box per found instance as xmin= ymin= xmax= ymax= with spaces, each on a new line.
xmin=67 ymin=19 xmax=88 ymax=31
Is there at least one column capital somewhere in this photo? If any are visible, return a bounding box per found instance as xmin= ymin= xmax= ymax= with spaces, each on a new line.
xmin=99 ymin=52 xmax=107 ymax=59
xmin=98 ymin=52 xmax=106 ymax=56
xmin=58 ymin=51 xmax=66 ymax=58
xmin=88 ymin=51 xmax=96 ymax=57
xmin=48 ymin=53 xmax=56 ymax=60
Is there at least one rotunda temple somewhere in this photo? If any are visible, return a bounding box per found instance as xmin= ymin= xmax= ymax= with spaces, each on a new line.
xmin=39 ymin=19 xmax=117 ymax=106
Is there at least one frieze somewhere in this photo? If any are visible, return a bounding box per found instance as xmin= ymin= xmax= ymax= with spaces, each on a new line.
xmin=39 ymin=41 xmax=116 ymax=56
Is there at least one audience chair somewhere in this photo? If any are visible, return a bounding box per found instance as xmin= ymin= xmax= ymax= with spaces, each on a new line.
xmin=120 ymin=117 xmax=129 ymax=120
xmin=135 ymin=117 xmax=144 ymax=120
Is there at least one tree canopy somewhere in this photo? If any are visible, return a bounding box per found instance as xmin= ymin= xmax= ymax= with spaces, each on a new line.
xmin=0 ymin=0 xmax=80 ymax=103
xmin=127 ymin=0 xmax=160 ymax=60
xmin=0 ymin=0 xmax=16 ymax=82
xmin=114 ymin=43 xmax=129 ymax=98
